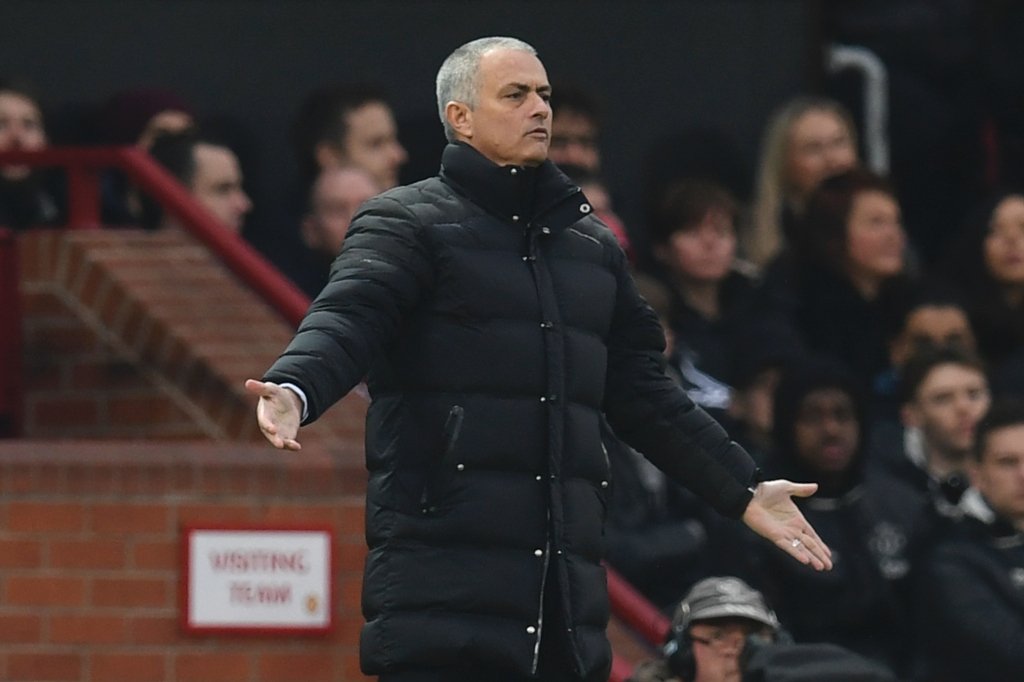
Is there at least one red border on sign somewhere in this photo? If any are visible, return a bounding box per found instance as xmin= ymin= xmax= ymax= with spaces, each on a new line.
xmin=180 ymin=524 xmax=336 ymax=637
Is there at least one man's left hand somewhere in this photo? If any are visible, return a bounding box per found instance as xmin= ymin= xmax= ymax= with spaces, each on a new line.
xmin=742 ymin=480 xmax=833 ymax=571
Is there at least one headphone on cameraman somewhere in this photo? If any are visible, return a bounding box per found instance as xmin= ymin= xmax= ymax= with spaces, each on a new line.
xmin=662 ymin=600 xmax=699 ymax=681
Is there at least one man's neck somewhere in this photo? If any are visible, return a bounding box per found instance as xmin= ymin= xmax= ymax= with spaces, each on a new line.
xmin=923 ymin=442 xmax=966 ymax=480
xmin=675 ymin=278 xmax=720 ymax=320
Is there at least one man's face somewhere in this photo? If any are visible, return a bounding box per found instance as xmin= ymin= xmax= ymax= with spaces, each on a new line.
xmin=461 ymin=48 xmax=552 ymax=167
xmin=728 ymin=367 xmax=782 ymax=438
xmin=903 ymin=363 xmax=990 ymax=463
xmin=302 ymin=167 xmax=380 ymax=257
xmin=889 ymin=305 xmax=976 ymax=367
xmin=0 ymin=91 xmax=47 ymax=180
xmin=190 ymin=143 xmax=252 ymax=233
xmin=690 ymin=618 xmax=774 ymax=682
xmin=661 ymin=208 xmax=737 ymax=284
xmin=984 ymin=195 xmax=1024 ymax=286
xmin=329 ymin=101 xmax=406 ymax=190
xmin=549 ymin=109 xmax=600 ymax=172
xmin=793 ymin=388 xmax=860 ymax=474
xmin=971 ymin=424 xmax=1024 ymax=527
xmin=785 ymin=108 xmax=857 ymax=201
xmin=844 ymin=190 xmax=906 ymax=283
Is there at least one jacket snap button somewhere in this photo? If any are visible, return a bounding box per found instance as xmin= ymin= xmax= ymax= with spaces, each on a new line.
xmin=512 ymin=215 xmax=520 ymax=222
xmin=539 ymin=396 xmax=547 ymax=403
xmin=540 ymin=226 xmax=551 ymax=235
xmin=601 ymin=480 xmax=609 ymax=488
xmin=534 ymin=549 xmax=543 ymax=557
xmin=456 ymin=463 xmax=465 ymax=471
xmin=510 ymin=168 xmax=519 ymax=175
xmin=540 ymin=321 xmax=553 ymax=329
xmin=526 ymin=625 xmax=536 ymax=634
xmin=579 ymin=203 xmax=591 ymax=214
xmin=536 ymin=475 xmax=543 ymax=481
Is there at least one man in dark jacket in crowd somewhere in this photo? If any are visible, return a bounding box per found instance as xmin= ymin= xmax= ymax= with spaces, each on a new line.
xmin=723 ymin=358 xmax=928 ymax=677
xmin=245 ymin=36 xmax=831 ymax=682
xmin=917 ymin=399 xmax=1024 ymax=682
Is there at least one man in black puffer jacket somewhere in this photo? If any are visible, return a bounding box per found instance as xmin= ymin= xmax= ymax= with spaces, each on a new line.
xmin=246 ymin=36 xmax=832 ymax=682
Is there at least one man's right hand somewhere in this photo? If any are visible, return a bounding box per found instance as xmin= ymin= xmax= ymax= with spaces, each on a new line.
xmin=244 ymin=379 xmax=302 ymax=451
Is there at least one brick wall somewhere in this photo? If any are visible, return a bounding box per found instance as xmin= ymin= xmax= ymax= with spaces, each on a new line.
xmin=16 ymin=228 xmax=365 ymax=457
xmin=4 ymin=227 xmax=648 ymax=680
xmin=0 ymin=440 xmax=369 ymax=682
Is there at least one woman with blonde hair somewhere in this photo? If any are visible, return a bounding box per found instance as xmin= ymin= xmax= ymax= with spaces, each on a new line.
xmin=746 ymin=96 xmax=858 ymax=268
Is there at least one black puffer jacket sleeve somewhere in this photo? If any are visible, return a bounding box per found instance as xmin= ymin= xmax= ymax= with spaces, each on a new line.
xmin=602 ymin=248 xmax=756 ymax=518
xmin=263 ymin=194 xmax=433 ymax=422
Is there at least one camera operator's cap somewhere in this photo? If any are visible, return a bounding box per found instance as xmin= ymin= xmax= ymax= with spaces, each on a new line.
xmin=673 ymin=576 xmax=779 ymax=632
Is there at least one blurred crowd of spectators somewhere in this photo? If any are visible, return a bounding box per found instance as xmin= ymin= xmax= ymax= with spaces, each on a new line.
xmin=3 ymin=4 xmax=1024 ymax=679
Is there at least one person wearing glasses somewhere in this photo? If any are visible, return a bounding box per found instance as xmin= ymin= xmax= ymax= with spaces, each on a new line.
xmin=629 ymin=576 xmax=780 ymax=682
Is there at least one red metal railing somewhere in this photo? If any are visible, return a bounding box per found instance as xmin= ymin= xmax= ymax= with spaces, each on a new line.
xmin=607 ymin=565 xmax=672 ymax=681
xmin=0 ymin=147 xmax=310 ymax=327
xmin=0 ymin=228 xmax=23 ymax=437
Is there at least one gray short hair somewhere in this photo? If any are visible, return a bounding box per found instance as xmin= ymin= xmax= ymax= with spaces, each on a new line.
xmin=436 ymin=36 xmax=537 ymax=142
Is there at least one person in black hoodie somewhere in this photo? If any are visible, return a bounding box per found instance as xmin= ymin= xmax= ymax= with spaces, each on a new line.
xmin=917 ymin=399 xmax=1024 ymax=682
xmin=722 ymin=358 xmax=929 ymax=677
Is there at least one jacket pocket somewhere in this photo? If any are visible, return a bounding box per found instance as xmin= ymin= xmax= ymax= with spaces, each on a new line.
xmin=419 ymin=405 xmax=465 ymax=513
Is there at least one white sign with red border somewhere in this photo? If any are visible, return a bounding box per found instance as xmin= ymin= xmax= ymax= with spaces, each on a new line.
xmin=182 ymin=526 xmax=334 ymax=635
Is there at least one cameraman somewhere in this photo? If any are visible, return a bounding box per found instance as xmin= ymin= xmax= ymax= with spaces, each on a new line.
xmin=629 ymin=576 xmax=897 ymax=682
xmin=629 ymin=576 xmax=779 ymax=682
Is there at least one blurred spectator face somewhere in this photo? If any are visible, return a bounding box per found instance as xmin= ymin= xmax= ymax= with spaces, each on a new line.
xmin=137 ymin=110 xmax=194 ymax=150
xmin=793 ymin=387 xmax=859 ymax=474
xmin=889 ymin=304 xmax=976 ymax=368
xmin=322 ymin=101 xmax=406 ymax=190
xmin=579 ymin=178 xmax=631 ymax=258
xmin=549 ymin=109 xmax=600 ymax=173
xmin=983 ymin=194 xmax=1024 ymax=286
xmin=970 ymin=423 xmax=1024 ymax=525
xmin=729 ymin=367 xmax=782 ymax=438
xmin=190 ymin=143 xmax=252 ymax=233
xmin=844 ymin=189 xmax=905 ymax=284
xmin=0 ymin=90 xmax=47 ymax=180
xmin=302 ymin=167 xmax=379 ymax=257
xmin=662 ymin=207 xmax=736 ymax=284
xmin=690 ymin=617 xmax=774 ymax=682
xmin=903 ymin=363 xmax=990 ymax=461
xmin=785 ymin=108 xmax=856 ymax=201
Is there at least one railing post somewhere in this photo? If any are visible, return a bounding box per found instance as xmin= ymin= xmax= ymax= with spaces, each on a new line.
xmin=65 ymin=162 xmax=103 ymax=229
xmin=0 ymin=228 xmax=24 ymax=437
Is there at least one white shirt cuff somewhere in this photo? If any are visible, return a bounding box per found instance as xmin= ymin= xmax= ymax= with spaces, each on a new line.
xmin=278 ymin=383 xmax=309 ymax=422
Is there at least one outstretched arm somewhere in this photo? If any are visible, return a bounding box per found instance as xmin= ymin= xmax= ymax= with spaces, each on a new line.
xmin=244 ymin=379 xmax=303 ymax=451
xmin=742 ymin=480 xmax=832 ymax=571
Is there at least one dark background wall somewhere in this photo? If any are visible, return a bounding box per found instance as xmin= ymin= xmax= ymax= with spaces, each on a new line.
xmin=1 ymin=0 xmax=813 ymax=246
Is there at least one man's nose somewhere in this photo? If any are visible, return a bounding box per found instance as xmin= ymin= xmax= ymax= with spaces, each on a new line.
xmin=530 ymin=93 xmax=550 ymax=117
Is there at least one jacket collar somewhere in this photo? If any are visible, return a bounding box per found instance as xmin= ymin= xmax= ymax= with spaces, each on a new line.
xmin=439 ymin=142 xmax=591 ymax=231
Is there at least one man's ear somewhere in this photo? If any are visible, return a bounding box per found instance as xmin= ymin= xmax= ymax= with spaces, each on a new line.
xmin=300 ymin=214 xmax=319 ymax=251
xmin=900 ymin=403 xmax=920 ymax=429
xmin=445 ymin=101 xmax=472 ymax=140
xmin=653 ymin=243 xmax=671 ymax=266
xmin=315 ymin=142 xmax=345 ymax=171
